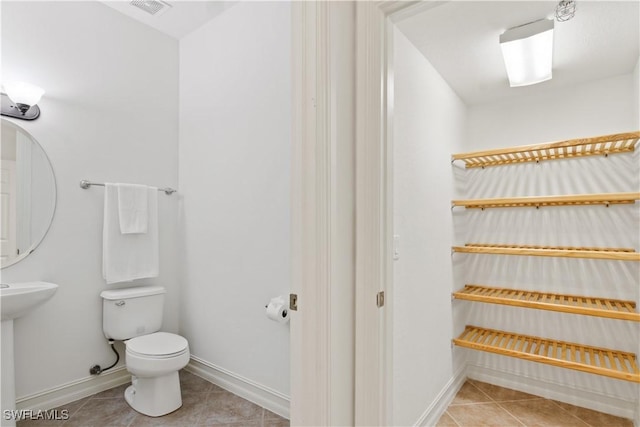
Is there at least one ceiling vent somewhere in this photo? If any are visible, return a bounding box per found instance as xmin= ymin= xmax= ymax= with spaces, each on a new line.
xmin=130 ymin=0 xmax=172 ymax=16
xmin=555 ymin=0 xmax=576 ymax=22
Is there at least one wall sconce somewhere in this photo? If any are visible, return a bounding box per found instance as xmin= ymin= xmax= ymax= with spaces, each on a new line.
xmin=500 ymin=19 xmax=554 ymax=87
xmin=1 ymin=82 xmax=45 ymax=120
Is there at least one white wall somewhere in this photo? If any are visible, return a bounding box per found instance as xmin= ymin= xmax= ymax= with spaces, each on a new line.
xmin=179 ymin=1 xmax=291 ymax=397
xmin=1 ymin=1 xmax=179 ymax=399
xmin=461 ymin=73 xmax=639 ymax=420
xmin=392 ymin=27 xmax=467 ymax=426
xmin=467 ymin=73 xmax=638 ymax=150
xmin=633 ymin=57 xmax=639 ymax=125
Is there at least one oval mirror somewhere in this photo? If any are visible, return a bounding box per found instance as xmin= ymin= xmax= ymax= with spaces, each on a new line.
xmin=0 ymin=118 xmax=56 ymax=268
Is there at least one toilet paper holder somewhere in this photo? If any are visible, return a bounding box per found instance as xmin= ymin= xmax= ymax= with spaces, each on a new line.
xmin=265 ymin=295 xmax=290 ymax=323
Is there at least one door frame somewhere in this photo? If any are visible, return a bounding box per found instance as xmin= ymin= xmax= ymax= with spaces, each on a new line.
xmin=354 ymin=2 xmax=437 ymax=425
xmin=290 ymin=2 xmax=356 ymax=425
xmin=291 ymin=2 xmax=439 ymax=425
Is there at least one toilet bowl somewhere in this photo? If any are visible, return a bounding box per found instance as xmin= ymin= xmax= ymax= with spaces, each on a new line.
xmin=124 ymin=332 xmax=190 ymax=417
xmin=100 ymin=286 xmax=190 ymax=417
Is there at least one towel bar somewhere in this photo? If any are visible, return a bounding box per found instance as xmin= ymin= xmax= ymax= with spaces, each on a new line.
xmin=80 ymin=180 xmax=176 ymax=195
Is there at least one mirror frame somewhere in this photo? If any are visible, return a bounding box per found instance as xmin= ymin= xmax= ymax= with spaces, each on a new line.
xmin=1 ymin=118 xmax=57 ymax=269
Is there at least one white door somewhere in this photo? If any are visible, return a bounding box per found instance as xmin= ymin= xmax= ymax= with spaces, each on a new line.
xmin=0 ymin=160 xmax=17 ymax=264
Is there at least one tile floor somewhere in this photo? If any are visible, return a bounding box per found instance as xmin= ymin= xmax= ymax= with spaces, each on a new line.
xmin=437 ymin=380 xmax=633 ymax=427
xmin=15 ymin=372 xmax=633 ymax=426
xmin=17 ymin=370 xmax=289 ymax=427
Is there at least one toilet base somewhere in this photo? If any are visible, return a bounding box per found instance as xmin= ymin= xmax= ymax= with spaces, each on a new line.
xmin=124 ymin=372 xmax=182 ymax=417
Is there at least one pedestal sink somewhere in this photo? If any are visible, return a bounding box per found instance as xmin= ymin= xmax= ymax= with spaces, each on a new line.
xmin=1 ymin=282 xmax=58 ymax=427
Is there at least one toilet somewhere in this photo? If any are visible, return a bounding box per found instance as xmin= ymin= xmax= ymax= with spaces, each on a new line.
xmin=100 ymin=286 xmax=189 ymax=417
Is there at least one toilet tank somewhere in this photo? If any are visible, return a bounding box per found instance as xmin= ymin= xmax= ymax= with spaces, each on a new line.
xmin=100 ymin=286 xmax=166 ymax=340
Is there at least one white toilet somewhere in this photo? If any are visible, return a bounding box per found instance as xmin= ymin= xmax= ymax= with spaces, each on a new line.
xmin=100 ymin=286 xmax=190 ymax=417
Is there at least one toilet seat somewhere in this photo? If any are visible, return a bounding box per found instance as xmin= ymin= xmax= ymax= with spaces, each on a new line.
xmin=126 ymin=332 xmax=188 ymax=359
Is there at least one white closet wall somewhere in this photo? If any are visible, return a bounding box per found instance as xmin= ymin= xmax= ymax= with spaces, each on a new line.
xmin=392 ymin=27 xmax=467 ymax=426
xmin=467 ymin=73 xmax=637 ymax=151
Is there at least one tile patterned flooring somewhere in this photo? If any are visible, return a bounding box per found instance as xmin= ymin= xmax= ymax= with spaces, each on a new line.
xmin=437 ymin=380 xmax=633 ymax=427
xmin=16 ymin=372 xmax=633 ymax=426
xmin=17 ymin=370 xmax=289 ymax=427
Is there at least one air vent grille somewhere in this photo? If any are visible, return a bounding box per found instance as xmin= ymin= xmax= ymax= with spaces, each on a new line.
xmin=130 ymin=0 xmax=172 ymax=16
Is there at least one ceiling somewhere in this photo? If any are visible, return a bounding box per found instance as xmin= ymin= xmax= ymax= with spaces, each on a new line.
xmin=396 ymin=1 xmax=640 ymax=106
xmin=99 ymin=0 xmax=235 ymax=39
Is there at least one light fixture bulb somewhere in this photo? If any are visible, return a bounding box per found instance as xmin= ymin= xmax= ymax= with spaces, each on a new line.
xmin=500 ymin=19 xmax=554 ymax=87
xmin=3 ymin=82 xmax=45 ymax=114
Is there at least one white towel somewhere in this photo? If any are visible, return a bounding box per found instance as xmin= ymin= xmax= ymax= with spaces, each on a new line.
xmin=103 ymin=183 xmax=159 ymax=284
xmin=117 ymin=183 xmax=149 ymax=234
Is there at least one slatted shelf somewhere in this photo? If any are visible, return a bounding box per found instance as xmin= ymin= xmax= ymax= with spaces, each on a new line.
xmin=452 ymin=244 xmax=640 ymax=261
xmin=451 ymin=131 xmax=640 ymax=168
xmin=453 ymin=285 xmax=640 ymax=321
xmin=453 ymin=325 xmax=640 ymax=383
xmin=452 ymin=192 xmax=640 ymax=209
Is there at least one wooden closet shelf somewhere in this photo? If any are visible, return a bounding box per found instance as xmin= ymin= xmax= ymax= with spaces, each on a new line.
xmin=452 ymin=192 xmax=640 ymax=209
xmin=453 ymin=326 xmax=640 ymax=382
xmin=452 ymin=244 xmax=640 ymax=261
xmin=453 ymin=285 xmax=639 ymax=321
xmin=451 ymin=131 xmax=640 ymax=168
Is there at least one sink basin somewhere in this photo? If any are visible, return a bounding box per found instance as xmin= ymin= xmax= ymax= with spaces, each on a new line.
xmin=0 ymin=282 xmax=58 ymax=321
xmin=1 ymin=282 xmax=58 ymax=426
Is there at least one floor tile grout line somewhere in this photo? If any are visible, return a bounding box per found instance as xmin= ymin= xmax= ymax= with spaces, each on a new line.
xmin=444 ymin=409 xmax=462 ymax=427
xmin=191 ymin=390 xmax=209 ymax=427
xmin=487 ymin=397 xmax=543 ymax=404
xmin=466 ymin=381 xmax=494 ymax=402
xmin=60 ymin=392 xmax=94 ymax=426
xmin=547 ymin=399 xmax=593 ymax=427
xmin=449 ymin=399 xmax=539 ymax=407
xmin=448 ymin=400 xmax=526 ymax=427
xmin=450 ymin=401 xmax=508 ymax=407
xmin=125 ymin=412 xmax=137 ymax=427
xmin=470 ymin=381 xmax=539 ymax=407
xmin=494 ymin=401 xmax=531 ymax=427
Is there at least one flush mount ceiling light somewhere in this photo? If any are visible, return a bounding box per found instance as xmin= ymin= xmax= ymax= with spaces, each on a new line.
xmin=500 ymin=19 xmax=554 ymax=88
xmin=1 ymin=82 xmax=45 ymax=120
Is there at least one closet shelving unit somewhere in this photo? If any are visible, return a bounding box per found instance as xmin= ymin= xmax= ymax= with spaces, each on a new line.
xmin=453 ymin=285 xmax=639 ymax=322
xmin=450 ymin=131 xmax=640 ymax=383
xmin=453 ymin=326 xmax=639 ymax=383
xmin=452 ymin=192 xmax=640 ymax=209
xmin=451 ymin=131 xmax=639 ymax=168
xmin=451 ymin=244 xmax=640 ymax=261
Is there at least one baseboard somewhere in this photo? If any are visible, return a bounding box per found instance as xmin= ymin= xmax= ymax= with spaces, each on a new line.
xmin=414 ymin=366 xmax=466 ymax=427
xmin=466 ymin=363 xmax=638 ymax=422
xmin=15 ymin=367 xmax=130 ymax=412
xmin=14 ymin=357 xmax=290 ymax=419
xmin=186 ymin=356 xmax=290 ymax=419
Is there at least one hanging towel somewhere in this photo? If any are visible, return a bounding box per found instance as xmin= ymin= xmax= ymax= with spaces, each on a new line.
xmin=117 ymin=183 xmax=149 ymax=234
xmin=103 ymin=183 xmax=159 ymax=284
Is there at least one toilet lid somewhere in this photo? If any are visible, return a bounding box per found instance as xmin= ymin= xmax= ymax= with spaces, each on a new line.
xmin=126 ymin=332 xmax=188 ymax=357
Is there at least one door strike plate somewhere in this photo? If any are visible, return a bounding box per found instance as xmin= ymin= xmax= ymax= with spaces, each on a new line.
xmin=376 ymin=291 xmax=385 ymax=308
xmin=289 ymin=293 xmax=298 ymax=311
